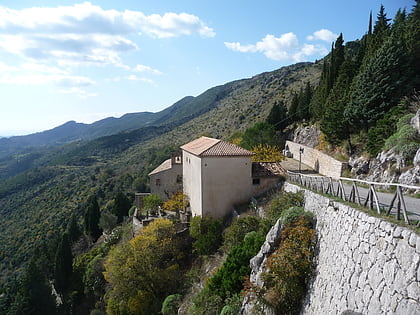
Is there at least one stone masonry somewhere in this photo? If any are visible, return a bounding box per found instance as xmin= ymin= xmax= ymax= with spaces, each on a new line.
xmin=285 ymin=183 xmax=420 ymax=315
xmin=285 ymin=140 xmax=346 ymax=178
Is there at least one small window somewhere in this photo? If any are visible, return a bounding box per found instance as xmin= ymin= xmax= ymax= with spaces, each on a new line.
xmin=176 ymin=175 xmax=183 ymax=183
xmin=156 ymin=178 xmax=161 ymax=186
xmin=253 ymin=178 xmax=260 ymax=185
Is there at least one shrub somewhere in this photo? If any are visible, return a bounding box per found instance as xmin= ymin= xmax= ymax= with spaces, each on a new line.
xmin=207 ymin=230 xmax=266 ymax=299
xmin=280 ymin=206 xmax=314 ymax=226
xmin=222 ymin=216 xmax=267 ymax=253
xmin=189 ymin=216 xmax=223 ymax=255
xmin=161 ymin=294 xmax=182 ymax=315
xmin=266 ymin=191 xmax=304 ymax=223
xmin=384 ymin=114 xmax=419 ymax=162
xmin=263 ymin=217 xmax=315 ymax=314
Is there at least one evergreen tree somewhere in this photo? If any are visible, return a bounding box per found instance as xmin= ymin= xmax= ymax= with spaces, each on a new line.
xmin=12 ymin=257 xmax=57 ymax=314
xmin=288 ymin=92 xmax=300 ymax=122
xmin=113 ymin=191 xmax=131 ymax=223
xmin=54 ymin=232 xmax=73 ymax=296
xmin=67 ymin=214 xmax=81 ymax=244
xmin=406 ymin=0 xmax=420 ymax=87
xmin=345 ymin=34 xmax=411 ymax=131
xmin=266 ymin=100 xmax=288 ymax=131
xmin=321 ymin=59 xmax=356 ymax=145
xmin=84 ymin=195 xmax=102 ymax=240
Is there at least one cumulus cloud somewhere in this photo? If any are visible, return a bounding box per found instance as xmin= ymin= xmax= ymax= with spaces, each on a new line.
xmin=307 ymin=29 xmax=338 ymax=42
xmin=126 ymin=75 xmax=156 ymax=85
xmin=133 ymin=64 xmax=162 ymax=75
xmin=0 ymin=2 xmax=213 ymax=89
xmin=225 ymin=31 xmax=332 ymax=62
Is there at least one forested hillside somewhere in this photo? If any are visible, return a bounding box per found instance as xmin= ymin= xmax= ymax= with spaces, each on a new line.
xmin=0 ymin=2 xmax=419 ymax=314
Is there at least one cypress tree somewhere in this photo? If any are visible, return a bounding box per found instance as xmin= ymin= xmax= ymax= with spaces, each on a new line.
xmin=12 ymin=258 xmax=57 ymax=314
xmin=113 ymin=191 xmax=131 ymax=223
xmin=266 ymin=100 xmax=288 ymax=131
xmin=54 ymin=232 xmax=73 ymax=296
xmin=84 ymin=195 xmax=102 ymax=240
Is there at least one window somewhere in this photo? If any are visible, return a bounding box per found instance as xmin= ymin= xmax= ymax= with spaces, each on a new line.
xmin=176 ymin=175 xmax=183 ymax=183
xmin=156 ymin=178 xmax=161 ymax=186
xmin=253 ymin=178 xmax=260 ymax=185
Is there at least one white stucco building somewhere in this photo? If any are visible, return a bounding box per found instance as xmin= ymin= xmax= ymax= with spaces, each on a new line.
xmin=147 ymin=136 xmax=285 ymax=219
xmin=148 ymin=153 xmax=183 ymax=200
xmin=181 ymin=137 xmax=255 ymax=218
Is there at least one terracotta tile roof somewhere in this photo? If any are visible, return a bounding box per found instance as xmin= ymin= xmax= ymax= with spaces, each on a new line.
xmin=148 ymin=159 xmax=172 ymax=175
xmin=180 ymin=136 xmax=220 ymax=156
xmin=252 ymin=162 xmax=286 ymax=177
xmin=181 ymin=136 xmax=254 ymax=157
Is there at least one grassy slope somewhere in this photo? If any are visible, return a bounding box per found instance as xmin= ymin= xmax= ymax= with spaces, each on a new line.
xmin=0 ymin=62 xmax=321 ymax=278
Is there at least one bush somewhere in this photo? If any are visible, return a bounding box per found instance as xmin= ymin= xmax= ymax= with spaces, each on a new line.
xmin=161 ymin=294 xmax=182 ymax=315
xmin=384 ymin=114 xmax=419 ymax=162
xmin=189 ymin=216 xmax=223 ymax=255
xmin=280 ymin=206 xmax=314 ymax=227
xmin=222 ymin=216 xmax=266 ymax=253
xmin=207 ymin=231 xmax=266 ymax=299
xmin=266 ymin=191 xmax=304 ymax=223
xmin=264 ymin=217 xmax=315 ymax=314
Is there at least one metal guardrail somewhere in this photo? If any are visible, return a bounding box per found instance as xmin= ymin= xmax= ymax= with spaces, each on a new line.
xmin=286 ymin=170 xmax=420 ymax=225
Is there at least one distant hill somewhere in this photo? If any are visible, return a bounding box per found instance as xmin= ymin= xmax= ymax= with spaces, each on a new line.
xmin=0 ymin=61 xmax=321 ymax=279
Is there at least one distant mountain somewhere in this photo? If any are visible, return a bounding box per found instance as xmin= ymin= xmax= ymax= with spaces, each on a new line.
xmin=0 ymin=91 xmax=228 ymax=159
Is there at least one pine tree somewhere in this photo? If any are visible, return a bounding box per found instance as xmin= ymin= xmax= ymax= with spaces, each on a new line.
xmin=84 ymin=195 xmax=102 ymax=240
xmin=406 ymin=0 xmax=420 ymax=87
xmin=321 ymin=59 xmax=356 ymax=145
xmin=345 ymin=34 xmax=411 ymax=131
xmin=54 ymin=232 xmax=73 ymax=296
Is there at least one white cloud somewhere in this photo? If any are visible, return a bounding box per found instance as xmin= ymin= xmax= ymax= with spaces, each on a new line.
xmin=133 ymin=64 xmax=162 ymax=75
xmin=126 ymin=75 xmax=156 ymax=85
xmin=225 ymin=32 xmax=330 ymax=62
xmin=0 ymin=74 xmax=95 ymax=86
xmin=0 ymin=2 xmax=213 ymax=88
xmin=58 ymin=87 xmax=96 ymax=98
xmin=307 ymin=29 xmax=338 ymax=42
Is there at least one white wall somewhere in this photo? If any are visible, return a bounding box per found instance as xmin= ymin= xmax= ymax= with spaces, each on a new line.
xmin=285 ymin=140 xmax=346 ymax=178
xmin=149 ymin=163 xmax=182 ymax=200
xmin=183 ymin=151 xmax=203 ymax=216
xmin=201 ymin=155 xmax=252 ymax=218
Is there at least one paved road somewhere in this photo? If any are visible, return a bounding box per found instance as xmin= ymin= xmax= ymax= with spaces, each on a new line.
xmin=280 ymin=158 xmax=420 ymax=222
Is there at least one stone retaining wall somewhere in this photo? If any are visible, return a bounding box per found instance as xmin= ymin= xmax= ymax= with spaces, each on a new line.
xmin=285 ymin=183 xmax=420 ymax=315
xmin=285 ymin=140 xmax=346 ymax=178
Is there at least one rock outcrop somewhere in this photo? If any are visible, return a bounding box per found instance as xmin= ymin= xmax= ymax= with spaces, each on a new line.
xmin=240 ymin=219 xmax=282 ymax=315
xmin=293 ymin=124 xmax=321 ymax=148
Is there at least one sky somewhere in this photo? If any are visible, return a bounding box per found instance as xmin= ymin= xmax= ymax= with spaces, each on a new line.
xmin=0 ymin=0 xmax=415 ymax=136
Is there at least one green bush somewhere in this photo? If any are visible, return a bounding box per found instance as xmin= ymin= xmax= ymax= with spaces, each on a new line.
xmin=223 ymin=216 xmax=268 ymax=253
xmin=161 ymin=294 xmax=182 ymax=315
xmin=280 ymin=206 xmax=314 ymax=226
xmin=207 ymin=230 xmax=267 ymax=299
xmin=189 ymin=216 xmax=223 ymax=255
xmin=266 ymin=191 xmax=304 ymax=223
xmin=384 ymin=114 xmax=419 ymax=162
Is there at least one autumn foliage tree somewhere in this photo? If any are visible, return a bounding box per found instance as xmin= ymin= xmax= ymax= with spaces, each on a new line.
xmin=104 ymin=219 xmax=183 ymax=315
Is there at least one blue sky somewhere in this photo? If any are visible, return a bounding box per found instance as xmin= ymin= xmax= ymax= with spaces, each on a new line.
xmin=0 ymin=0 xmax=414 ymax=136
